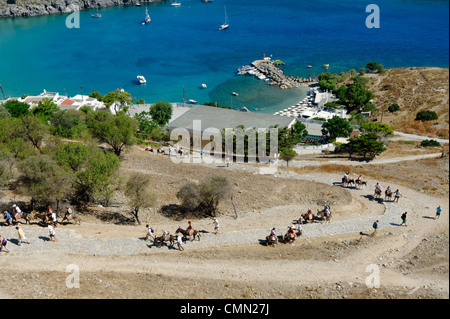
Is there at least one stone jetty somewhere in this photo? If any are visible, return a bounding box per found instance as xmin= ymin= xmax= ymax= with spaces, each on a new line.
xmin=251 ymin=59 xmax=316 ymax=90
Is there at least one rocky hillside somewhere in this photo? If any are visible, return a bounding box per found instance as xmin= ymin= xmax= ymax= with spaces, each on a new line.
xmin=0 ymin=0 xmax=161 ymax=18
xmin=367 ymin=67 xmax=449 ymax=138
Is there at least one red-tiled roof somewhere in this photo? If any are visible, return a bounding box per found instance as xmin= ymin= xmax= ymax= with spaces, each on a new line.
xmin=350 ymin=130 xmax=360 ymax=138
xmin=60 ymin=99 xmax=75 ymax=106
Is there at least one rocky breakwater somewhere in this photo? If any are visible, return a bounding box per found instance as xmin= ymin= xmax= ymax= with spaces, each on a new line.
xmin=0 ymin=0 xmax=161 ymax=18
xmin=252 ymin=59 xmax=316 ymax=90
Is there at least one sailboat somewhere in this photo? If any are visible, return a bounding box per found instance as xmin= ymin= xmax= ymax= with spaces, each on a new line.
xmin=171 ymin=1 xmax=181 ymax=6
xmin=219 ymin=7 xmax=229 ymax=31
xmin=142 ymin=8 xmax=151 ymax=25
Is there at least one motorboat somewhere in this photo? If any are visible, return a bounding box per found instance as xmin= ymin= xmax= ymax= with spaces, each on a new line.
xmin=137 ymin=75 xmax=147 ymax=84
xmin=91 ymin=13 xmax=101 ymax=18
xmin=201 ymin=83 xmax=207 ymax=88
xmin=171 ymin=1 xmax=181 ymax=6
xmin=189 ymin=99 xmax=198 ymax=104
xmin=232 ymin=92 xmax=238 ymax=96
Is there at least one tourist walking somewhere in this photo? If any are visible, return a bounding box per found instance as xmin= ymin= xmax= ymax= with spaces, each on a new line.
xmin=435 ymin=206 xmax=442 ymax=220
xmin=45 ymin=206 xmax=53 ymax=224
xmin=401 ymin=212 xmax=407 ymax=227
xmin=62 ymin=206 xmax=73 ymax=224
xmin=16 ymin=227 xmax=30 ymax=245
xmin=4 ymin=211 xmax=12 ymax=226
xmin=176 ymin=234 xmax=184 ymax=251
xmin=51 ymin=209 xmax=58 ymax=227
xmin=394 ymin=189 xmax=402 ymax=203
xmin=372 ymin=220 xmax=379 ymax=237
xmin=12 ymin=204 xmax=22 ymax=223
xmin=145 ymin=224 xmax=155 ymax=242
xmin=48 ymin=225 xmax=57 ymax=242
xmin=0 ymin=234 xmax=9 ymax=253
xmin=213 ymin=218 xmax=219 ymax=234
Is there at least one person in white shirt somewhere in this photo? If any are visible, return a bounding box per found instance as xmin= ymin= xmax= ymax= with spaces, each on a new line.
xmin=145 ymin=225 xmax=155 ymax=242
xmin=213 ymin=219 xmax=219 ymax=234
xmin=12 ymin=204 xmax=22 ymax=223
xmin=51 ymin=211 xmax=57 ymax=227
xmin=176 ymin=235 xmax=184 ymax=251
xmin=48 ymin=225 xmax=57 ymax=242
xmin=394 ymin=189 xmax=402 ymax=203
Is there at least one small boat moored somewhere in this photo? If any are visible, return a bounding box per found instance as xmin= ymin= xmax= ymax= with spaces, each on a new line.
xmin=189 ymin=99 xmax=198 ymax=104
xmin=137 ymin=75 xmax=147 ymax=84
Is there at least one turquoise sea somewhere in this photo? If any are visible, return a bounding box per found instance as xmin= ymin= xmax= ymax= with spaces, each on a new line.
xmin=0 ymin=0 xmax=448 ymax=114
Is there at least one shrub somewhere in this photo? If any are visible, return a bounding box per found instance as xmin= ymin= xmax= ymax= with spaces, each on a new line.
xmin=415 ymin=110 xmax=438 ymax=122
xmin=420 ymin=139 xmax=441 ymax=147
xmin=177 ymin=176 xmax=232 ymax=217
xmin=362 ymin=103 xmax=378 ymax=113
xmin=388 ymin=103 xmax=400 ymax=113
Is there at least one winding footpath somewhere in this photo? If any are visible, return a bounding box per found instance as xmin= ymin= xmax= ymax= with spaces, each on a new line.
xmin=0 ymin=167 xmax=424 ymax=256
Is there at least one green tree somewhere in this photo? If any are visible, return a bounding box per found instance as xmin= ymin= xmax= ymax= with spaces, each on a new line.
xmin=2 ymin=100 xmax=30 ymax=118
xmin=0 ymin=105 xmax=10 ymax=118
xmin=321 ymin=116 xmax=353 ymax=141
xmin=347 ymin=133 xmax=386 ymax=159
xmin=362 ymin=103 xmax=378 ymax=113
xmin=360 ymin=122 xmax=394 ymax=136
xmin=366 ymin=62 xmax=378 ymax=72
xmin=415 ymin=110 xmax=438 ymax=122
xmin=88 ymin=90 xmax=103 ymax=102
xmin=149 ymin=101 xmax=173 ymax=126
xmin=89 ymin=111 xmax=137 ymax=156
xmin=318 ymin=72 xmax=340 ymax=92
xmin=124 ymin=172 xmax=156 ymax=225
xmin=50 ymin=109 xmax=88 ymax=139
xmin=32 ymin=98 xmax=59 ymax=122
xmin=388 ymin=103 xmax=400 ymax=113
xmin=17 ymin=115 xmax=48 ymax=153
xmin=17 ymin=154 xmax=73 ymax=209
xmin=74 ymin=148 xmax=120 ymax=204
xmin=136 ymin=99 xmax=145 ymax=105
xmin=377 ymin=64 xmax=385 ymax=74
xmin=279 ymin=148 xmax=298 ymax=167
xmin=102 ymin=89 xmax=135 ymax=113
xmin=349 ymin=113 xmax=368 ymax=126
xmin=54 ymin=142 xmax=90 ymax=173
xmin=359 ymin=68 xmax=366 ymax=76
xmin=177 ymin=176 xmax=232 ymax=217
xmin=345 ymin=83 xmax=375 ymax=110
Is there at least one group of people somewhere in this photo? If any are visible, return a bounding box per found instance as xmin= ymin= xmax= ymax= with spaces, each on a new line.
xmin=374 ymin=183 xmax=402 ymax=202
xmin=3 ymin=204 xmax=23 ymax=225
xmin=144 ymin=219 xmax=220 ymax=251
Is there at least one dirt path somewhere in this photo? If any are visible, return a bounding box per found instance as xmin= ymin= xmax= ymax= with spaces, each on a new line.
xmin=0 ymin=149 xmax=448 ymax=299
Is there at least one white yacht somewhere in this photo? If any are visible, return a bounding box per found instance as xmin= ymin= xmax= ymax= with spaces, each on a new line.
xmin=171 ymin=1 xmax=181 ymax=6
xmin=219 ymin=7 xmax=229 ymax=31
xmin=137 ymin=75 xmax=147 ymax=84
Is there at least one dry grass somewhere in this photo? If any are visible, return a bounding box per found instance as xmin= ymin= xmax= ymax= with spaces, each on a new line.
xmin=282 ymin=157 xmax=449 ymax=197
xmin=368 ymin=67 xmax=449 ymax=138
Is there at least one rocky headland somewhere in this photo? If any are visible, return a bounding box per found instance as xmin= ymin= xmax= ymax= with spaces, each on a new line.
xmin=0 ymin=0 xmax=161 ymax=18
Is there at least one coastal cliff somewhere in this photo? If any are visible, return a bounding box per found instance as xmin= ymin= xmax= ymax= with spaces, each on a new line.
xmin=0 ymin=0 xmax=162 ymax=18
